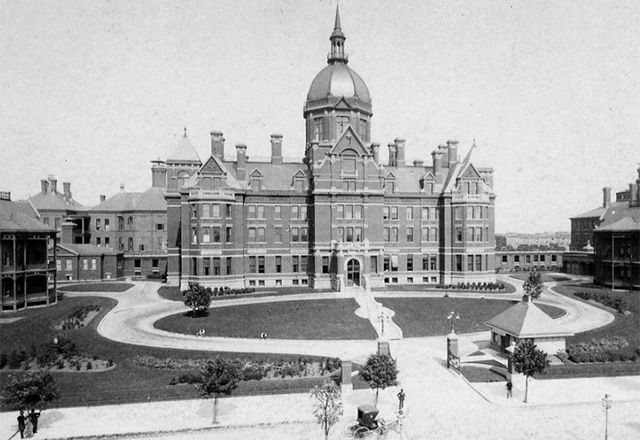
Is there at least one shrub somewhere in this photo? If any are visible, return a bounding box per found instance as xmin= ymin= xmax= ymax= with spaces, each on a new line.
xmin=107 ymin=359 xmax=114 ymax=367
xmin=0 ymin=352 xmax=8 ymax=369
xmin=86 ymin=361 xmax=93 ymax=370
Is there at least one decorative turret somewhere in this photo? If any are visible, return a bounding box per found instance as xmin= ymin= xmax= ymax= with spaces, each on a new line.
xmin=328 ymin=5 xmax=347 ymax=64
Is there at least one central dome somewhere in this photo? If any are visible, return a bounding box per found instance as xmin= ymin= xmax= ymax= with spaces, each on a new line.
xmin=307 ymin=63 xmax=371 ymax=103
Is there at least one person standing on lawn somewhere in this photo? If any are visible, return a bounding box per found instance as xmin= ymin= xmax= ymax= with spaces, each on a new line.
xmin=17 ymin=410 xmax=26 ymax=439
xmin=29 ymin=409 xmax=41 ymax=434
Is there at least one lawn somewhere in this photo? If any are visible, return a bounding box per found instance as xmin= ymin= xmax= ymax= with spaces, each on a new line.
xmin=552 ymin=283 xmax=640 ymax=355
xmin=372 ymin=281 xmax=517 ymax=294
xmin=57 ymin=283 xmax=135 ymax=292
xmin=155 ymin=299 xmax=377 ymax=340
xmin=377 ymin=298 xmax=565 ymax=337
xmin=157 ymin=285 xmax=333 ymax=303
xmin=460 ymin=365 xmax=507 ymax=382
xmin=0 ymin=296 xmax=337 ymax=409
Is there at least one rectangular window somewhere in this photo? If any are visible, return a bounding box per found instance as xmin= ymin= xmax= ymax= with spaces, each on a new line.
xmin=226 ymin=227 xmax=232 ymax=243
xmin=345 ymin=205 xmax=353 ymax=219
xmin=354 ymin=227 xmax=362 ymax=242
xmin=249 ymin=256 xmax=256 ymax=273
xmin=407 ymin=227 xmax=414 ymax=243
xmin=391 ymin=227 xmax=399 ymax=243
xmin=301 ymin=256 xmax=308 ymax=272
xmin=455 ymin=227 xmax=463 ymax=243
xmin=128 ymin=237 xmax=133 ymax=251
xmin=204 ymin=258 xmax=211 ymax=276
xmin=422 ymin=257 xmax=429 ymax=271
xmin=430 ymin=255 xmax=437 ymax=271
xmin=384 ymin=227 xmax=390 ymax=242
xmin=337 ymin=205 xmax=344 ymax=218
xmin=248 ymin=228 xmax=256 ymax=242
xmin=467 ymin=206 xmax=473 ymax=219
xmin=301 ymin=227 xmax=308 ymax=242
xmin=383 ymin=256 xmax=390 ymax=272
xmin=337 ymin=227 xmax=344 ymax=242
xmin=476 ymin=227 xmax=482 ymax=242
xmin=104 ymin=219 xmax=110 ymax=231
xmin=83 ymin=259 xmax=88 ymax=270
xmin=292 ymin=256 xmax=299 ymax=273
xmin=203 ymin=227 xmax=211 ymax=243
xmin=105 ymin=237 xmax=110 ymax=247
xmin=455 ymin=207 xmax=462 ymax=220
xmin=66 ymin=259 xmax=72 ymax=271
xmin=384 ymin=206 xmax=390 ymax=220
xmin=476 ymin=255 xmax=482 ymax=271
xmin=139 ymin=244 xmax=145 ymax=251
xmin=226 ymin=257 xmax=232 ymax=275
xmin=468 ymin=255 xmax=474 ymax=271
xmin=248 ymin=205 xmax=256 ymax=218
xmin=257 ymin=205 xmax=265 ymax=219
xmin=96 ymin=219 xmax=101 ymax=230
xmin=258 ymin=256 xmax=265 ymax=274
xmin=156 ymin=223 xmax=164 ymax=231
xmin=526 ymin=255 xmax=531 ymax=264
xmin=422 ymin=227 xmax=428 ymax=242
xmin=343 ymin=157 xmax=356 ymax=174
xmin=346 ymin=227 xmax=353 ymax=242
xmin=406 ymin=207 xmax=413 ymax=220
xmin=203 ymin=204 xmax=211 ymax=218
xmin=407 ymin=254 xmax=413 ymax=271
xmin=43 ymin=217 xmax=49 ymax=226
xmin=502 ymin=255 xmax=508 ymax=263
xmin=291 ymin=206 xmax=299 ymax=219
xmin=226 ymin=204 xmax=232 ymax=218
xmin=456 ymin=255 xmax=463 ymax=272
xmin=275 ymin=227 xmax=283 ymax=243
xmin=275 ymin=205 xmax=282 ymax=219
xmin=300 ymin=206 xmax=307 ymax=220
xmin=322 ymin=256 xmax=330 ymax=274
xmin=430 ymin=227 xmax=437 ymax=242
xmin=422 ymin=207 xmax=429 ymax=220
xmin=56 ymin=259 xmax=62 ymax=271
xmin=467 ymin=227 xmax=474 ymax=242
xmin=370 ymin=255 xmax=378 ymax=273
xmin=213 ymin=227 xmax=221 ymax=243
xmin=257 ymin=227 xmax=265 ymax=242
xmin=391 ymin=206 xmax=398 ymax=220
xmin=354 ymin=205 xmax=363 ymax=219
xmin=276 ymin=256 xmax=282 ymax=273
xmin=96 ymin=237 xmax=101 ymax=246
xmin=292 ymin=227 xmax=299 ymax=242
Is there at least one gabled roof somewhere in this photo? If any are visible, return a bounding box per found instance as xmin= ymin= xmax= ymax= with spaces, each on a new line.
xmin=57 ymin=243 xmax=122 ymax=256
xmin=0 ymin=200 xmax=55 ymax=233
xmin=330 ymin=126 xmax=370 ymax=156
xmin=92 ymin=187 xmax=166 ymax=212
xmin=486 ymin=299 xmax=573 ymax=338
xmin=571 ymin=206 xmax=607 ymax=220
xmin=29 ymin=192 xmax=84 ymax=212
xmin=166 ymin=134 xmax=202 ymax=163
xmin=199 ymin=156 xmax=242 ymax=189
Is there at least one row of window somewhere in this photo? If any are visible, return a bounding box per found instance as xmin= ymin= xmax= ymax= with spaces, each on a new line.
xmin=93 ymin=236 xmax=165 ymax=251
xmin=501 ymin=254 xmax=559 ymax=264
xmin=192 ymin=227 xmax=233 ymax=244
xmin=383 ymin=206 xmax=440 ymax=221
xmin=454 ymin=206 xmax=489 ymax=221
xmin=197 ymin=203 xmax=232 ymax=219
xmin=454 ymin=254 xmax=488 ymax=272
xmin=57 ymin=258 xmax=96 ymax=271
xmin=95 ymin=218 xmax=164 ymax=232
xmin=246 ymin=205 xmax=308 ymax=220
xmin=455 ymin=227 xmax=490 ymax=243
xmin=382 ymin=254 xmax=439 ymax=272
xmin=383 ymin=227 xmax=439 ymax=243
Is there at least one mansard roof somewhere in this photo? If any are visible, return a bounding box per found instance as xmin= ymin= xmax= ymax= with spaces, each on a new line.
xmin=222 ymin=160 xmax=308 ymax=191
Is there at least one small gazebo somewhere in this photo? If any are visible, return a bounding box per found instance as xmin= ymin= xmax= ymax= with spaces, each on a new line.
xmin=486 ymin=297 xmax=573 ymax=355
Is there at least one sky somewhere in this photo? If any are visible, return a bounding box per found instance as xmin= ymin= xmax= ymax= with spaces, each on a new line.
xmin=1 ymin=0 xmax=638 ymax=234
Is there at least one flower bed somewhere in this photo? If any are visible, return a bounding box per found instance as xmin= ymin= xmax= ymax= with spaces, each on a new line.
xmin=574 ymin=291 xmax=630 ymax=314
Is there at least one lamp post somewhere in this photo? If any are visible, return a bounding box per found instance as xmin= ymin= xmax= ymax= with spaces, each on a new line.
xmin=602 ymin=394 xmax=612 ymax=440
xmin=447 ymin=309 xmax=460 ymax=333
xmin=377 ymin=309 xmax=390 ymax=336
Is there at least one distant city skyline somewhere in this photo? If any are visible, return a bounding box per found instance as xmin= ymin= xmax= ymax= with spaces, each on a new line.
xmin=1 ymin=0 xmax=638 ymax=233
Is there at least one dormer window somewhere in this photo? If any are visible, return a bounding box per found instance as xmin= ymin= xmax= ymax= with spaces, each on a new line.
xmin=250 ymin=170 xmax=263 ymax=190
xmin=385 ymin=173 xmax=396 ymax=194
xmin=292 ymin=170 xmax=306 ymax=192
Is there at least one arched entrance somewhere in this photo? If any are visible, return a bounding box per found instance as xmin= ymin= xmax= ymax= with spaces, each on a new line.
xmin=346 ymin=259 xmax=361 ymax=287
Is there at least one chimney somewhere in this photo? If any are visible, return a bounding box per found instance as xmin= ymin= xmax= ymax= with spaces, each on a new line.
xmin=394 ymin=138 xmax=406 ymax=167
xmin=236 ymin=144 xmax=247 ymax=181
xmin=630 ymin=183 xmax=638 ymax=206
xmin=40 ymin=179 xmax=49 ymax=194
xmin=100 ymin=195 xmax=106 ymax=203
xmin=447 ymin=140 xmax=459 ymax=165
xmin=270 ymin=134 xmax=283 ymax=165
xmin=388 ymin=143 xmax=397 ymax=167
xmin=50 ymin=178 xmax=57 ymax=194
xmin=413 ymin=159 xmax=424 ymax=167
xmin=120 ymin=184 xmax=125 ymax=193
xmin=431 ymin=150 xmax=442 ymax=175
xmin=151 ymin=159 xmax=167 ymax=188
xmin=603 ymin=187 xmax=611 ymax=208
xmin=438 ymin=144 xmax=449 ymax=168
xmin=210 ymin=131 xmax=225 ymax=160
xmin=370 ymin=143 xmax=380 ymax=164
xmin=63 ymin=182 xmax=71 ymax=199
xmin=61 ymin=218 xmax=75 ymax=244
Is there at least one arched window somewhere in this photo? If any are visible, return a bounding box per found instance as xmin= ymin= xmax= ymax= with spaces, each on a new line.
xmin=177 ymin=171 xmax=190 ymax=187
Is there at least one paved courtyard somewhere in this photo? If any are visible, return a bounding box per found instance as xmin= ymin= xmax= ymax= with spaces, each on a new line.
xmin=1 ymin=275 xmax=639 ymax=439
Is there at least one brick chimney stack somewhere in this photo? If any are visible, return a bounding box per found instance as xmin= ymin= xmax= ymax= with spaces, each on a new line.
xmin=61 ymin=217 xmax=75 ymax=244
xmin=270 ymin=134 xmax=283 ymax=165
xmin=603 ymin=187 xmax=611 ymax=208
xmin=210 ymin=131 xmax=225 ymax=160
xmin=370 ymin=143 xmax=380 ymax=164
xmin=388 ymin=143 xmax=397 ymax=167
xmin=40 ymin=179 xmax=49 ymax=194
xmin=151 ymin=159 xmax=167 ymax=188
xmin=236 ymin=144 xmax=247 ymax=181
xmin=120 ymin=184 xmax=125 ymax=193
xmin=63 ymin=182 xmax=71 ymax=200
xmin=394 ymin=138 xmax=406 ymax=167
xmin=447 ymin=140 xmax=459 ymax=165
xmin=50 ymin=178 xmax=57 ymax=194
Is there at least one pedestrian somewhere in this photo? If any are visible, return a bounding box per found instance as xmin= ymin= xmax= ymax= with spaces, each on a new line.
xmin=260 ymin=332 xmax=268 ymax=340
xmin=24 ymin=415 xmax=33 ymax=438
xmin=17 ymin=410 xmax=25 ymax=439
xmin=397 ymin=388 xmax=406 ymax=411
xmin=29 ymin=409 xmax=40 ymax=434
xmin=506 ymin=381 xmax=513 ymax=399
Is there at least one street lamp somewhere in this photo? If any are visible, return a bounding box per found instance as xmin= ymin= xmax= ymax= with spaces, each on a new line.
xmin=602 ymin=394 xmax=612 ymax=440
xmin=377 ymin=309 xmax=390 ymax=336
xmin=447 ymin=309 xmax=460 ymax=333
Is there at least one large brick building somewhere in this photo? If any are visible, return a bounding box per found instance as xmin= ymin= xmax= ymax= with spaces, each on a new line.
xmin=164 ymin=8 xmax=496 ymax=290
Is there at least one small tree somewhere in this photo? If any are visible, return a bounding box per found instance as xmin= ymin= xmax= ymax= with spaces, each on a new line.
xmin=359 ymin=354 xmax=398 ymax=406
xmin=310 ymin=381 xmax=343 ymax=440
xmin=198 ymin=357 xmax=242 ymax=423
xmin=512 ymin=340 xmax=549 ymax=403
xmin=0 ymin=371 xmax=59 ymax=411
xmin=523 ymin=270 xmax=543 ymax=301
xmin=183 ymin=282 xmax=212 ymax=317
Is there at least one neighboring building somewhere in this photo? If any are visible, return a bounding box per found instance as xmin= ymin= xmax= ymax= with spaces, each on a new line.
xmin=504 ymin=232 xmax=569 ymax=250
xmin=29 ymin=177 xmax=90 ymax=244
xmin=55 ymin=243 xmax=124 ymax=281
xmin=0 ymin=192 xmax=57 ymax=311
xmin=486 ymin=297 xmax=573 ymax=355
xmin=592 ymin=168 xmax=640 ymax=290
xmin=569 ymin=187 xmax=613 ymax=251
xmin=165 ymin=7 xmax=497 ymax=290
xmin=495 ymin=250 xmax=564 ymax=272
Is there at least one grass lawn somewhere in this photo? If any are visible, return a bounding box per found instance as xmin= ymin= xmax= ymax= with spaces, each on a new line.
xmin=377 ymin=298 xmax=565 ymax=337
xmin=460 ymin=365 xmax=507 ymax=382
xmin=373 ymin=281 xmax=517 ymax=294
xmin=155 ymin=299 xmax=377 ymax=340
xmin=57 ymin=283 xmax=135 ymax=292
xmin=0 ymin=296 xmax=337 ymax=409
xmin=157 ymin=285 xmax=334 ymax=302
xmin=553 ymin=283 xmax=640 ymax=355
xmin=508 ymin=272 xmax=572 ymax=283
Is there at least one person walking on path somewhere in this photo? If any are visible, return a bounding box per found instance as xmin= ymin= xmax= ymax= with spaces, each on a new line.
xmin=17 ymin=410 xmax=25 ymax=439
xmin=397 ymin=389 xmax=406 ymax=411
xmin=29 ymin=409 xmax=40 ymax=434
xmin=506 ymin=381 xmax=513 ymax=399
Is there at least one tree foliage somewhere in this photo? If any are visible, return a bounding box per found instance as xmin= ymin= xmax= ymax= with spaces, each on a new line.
xmin=310 ymin=381 xmax=343 ymax=440
xmin=523 ymin=270 xmax=543 ymax=301
xmin=359 ymin=354 xmax=398 ymax=405
xmin=0 ymin=371 xmax=59 ymax=411
xmin=183 ymin=282 xmax=212 ymax=316
xmin=198 ymin=357 xmax=242 ymax=423
xmin=512 ymin=340 xmax=549 ymax=402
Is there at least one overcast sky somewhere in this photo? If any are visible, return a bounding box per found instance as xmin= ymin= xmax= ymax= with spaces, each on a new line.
xmin=1 ymin=0 xmax=638 ymax=233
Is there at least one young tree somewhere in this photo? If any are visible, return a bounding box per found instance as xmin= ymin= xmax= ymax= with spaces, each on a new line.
xmin=198 ymin=357 xmax=242 ymax=423
xmin=359 ymin=354 xmax=398 ymax=406
xmin=183 ymin=282 xmax=212 ymax=317
xmin=310 ymin=381 xmax=343 ymax=440
xmin=512 ymin=340 xmax=549 ymax=403
xmin=0 ymin=371 xmax=59 ymax=411
xmin=523 ymin=270 xmax=543 ymax=301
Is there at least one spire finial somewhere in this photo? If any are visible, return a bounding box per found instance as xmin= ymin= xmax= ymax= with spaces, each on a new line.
xmin=334 ymin=3 xmax=342 ymax=31
xmin=328 ymin=3 xmax=347 ymax=64
xmin=183 ymin=127 xmax=188 ymax=138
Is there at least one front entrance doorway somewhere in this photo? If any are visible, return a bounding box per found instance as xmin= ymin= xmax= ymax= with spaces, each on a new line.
xmin=346 ymin=259 xmax=361 ymax=287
